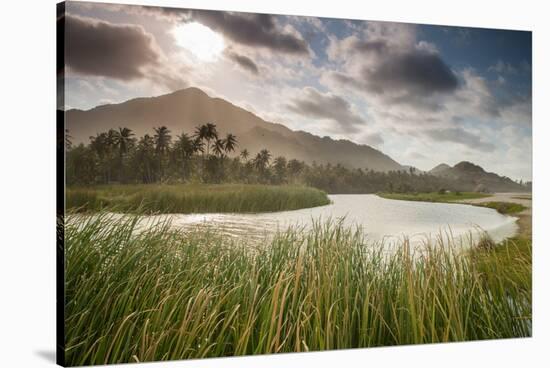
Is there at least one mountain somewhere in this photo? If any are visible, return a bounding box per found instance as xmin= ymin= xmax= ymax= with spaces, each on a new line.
xmin=66 ymin=87 xmax=404 ymax=172
xmin=429 ymin=161 xmax=526 ymax=192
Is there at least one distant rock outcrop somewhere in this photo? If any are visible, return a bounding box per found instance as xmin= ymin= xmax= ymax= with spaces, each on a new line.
xmin=429 ymin=161 xmax=527 ymax=192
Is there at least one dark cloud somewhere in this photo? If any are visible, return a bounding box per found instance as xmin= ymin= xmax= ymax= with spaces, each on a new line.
xmin=365 ymin=49 xmax=458 ymax=95
xmin=225 ymin=51 xmax=259 ymax=75
xmin=287 ymin=88 xmax=366 ymax=133
xmin=424 ymin=127 xmax=495 ymax=152
xmin=329 ymin=37 xmax=458 ymax=110
xmin=65 ymin=14 xmax=161 ymax=80
xmin=189 ymin=10 xmax=309 ymax=55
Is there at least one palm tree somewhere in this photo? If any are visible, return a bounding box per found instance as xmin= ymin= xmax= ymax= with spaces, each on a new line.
xmin=153 ymin=126 xmax=172 ymax=180
xmin=174 ymin=133 xmax=195 ymax=180
xmin=114 ymin=127 xmax=135 ymax=157
xmin=193 ymin=123 xmax=218 ymax=157
xmin=105 ymin=129 xmax=117 ymax=150
xmin=213 ymin=138 xmax=226 ymax=158
xmin=153 ymin=126 xmax=172 ymax=154
xmin=135 ymin=134 xmax=155 ymax=183
xmin=175 ymin=133 xmax=195 ymax=158
xmin=89 ymin=133 xmax=107 ymax=158
xmin=90 ymin=131 xmax=115 ymax=183
xmin=240 ymin=149 xmax=249 ymax=162
xmin=259 ymin=149 xmax=271 ymax=166
xmin=273 ymin=156 xmax=287 ymax=183
xmin=253 ymin=149 xmax=271 ymax=173
xmin=224 ymin=133 xmax=238 ymax=155
xmin=194 ymin=123 xmax=218 ymax=181
xmin=192 ymin=137 xmax=205 ymax=155
xmin=112 ymin=127 xmax=135 ymax=183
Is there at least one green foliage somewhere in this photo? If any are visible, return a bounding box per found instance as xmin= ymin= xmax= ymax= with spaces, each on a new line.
xmin=378 ymin=191 xmax=491 ymax=203
xmin=64 ymin=215 xmax=531 ymax=365
xmin=66 ymin=184 xmax=330 ymax=214
xmin=476 ymin=201 xmax=526 ymax=214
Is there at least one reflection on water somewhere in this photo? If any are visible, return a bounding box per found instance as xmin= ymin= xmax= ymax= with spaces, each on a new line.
xmin=145 ymin=194 xmax=518 ymax=246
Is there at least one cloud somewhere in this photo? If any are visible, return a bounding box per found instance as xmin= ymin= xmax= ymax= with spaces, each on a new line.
xmin=286 ymin=87 xmax=366 ymax=133
xmin=367 ymin=48 xmax=457 ymax=94
xmin=65 ymin=14 xmax=160 ymax=80
xmin=189 ymin=10 xmax=309 ymax=55
xmin=329 ymin=39 xmax=457 ymax=98
xmin=488 ymin=60 xmax=518 ymax=74
xmin=424 ymin=127 xmax=495 ymax=152
xmin=225 ymin=50 xmax=259 ymax=75
xmin=323 ymin=23 xmax=459 ymax=115
xmin=65 ymin=14 xmax=186 ymax=90
xmin=140 ymin=7 xmax=310 ymax=55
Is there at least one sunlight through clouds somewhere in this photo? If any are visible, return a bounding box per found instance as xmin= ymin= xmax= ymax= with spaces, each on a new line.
xmin=171 ymin=22 xmax=225 ymax=62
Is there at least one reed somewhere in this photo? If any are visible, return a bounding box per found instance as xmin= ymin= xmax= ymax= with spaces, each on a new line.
xmin=66 ymin=184 xmax=330 ymax=213
xmin=64 ymin=213 xmax=531 ymax=366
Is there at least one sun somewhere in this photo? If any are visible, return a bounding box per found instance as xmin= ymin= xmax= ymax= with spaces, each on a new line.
xmin=172 ymin=22 xmax=225 ymax=62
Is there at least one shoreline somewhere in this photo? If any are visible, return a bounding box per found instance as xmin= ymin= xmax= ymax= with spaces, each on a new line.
xmin=377 ymin=191 xmax=531 ymax=238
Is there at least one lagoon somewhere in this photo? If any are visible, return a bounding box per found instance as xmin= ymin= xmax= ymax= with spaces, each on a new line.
xmin=147 ymin=194 xmax=518 ymax=246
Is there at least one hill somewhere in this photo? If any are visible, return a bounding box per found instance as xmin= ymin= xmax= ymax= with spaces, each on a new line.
xmin=65 ymin=87 xmax=404 ymax=172
xmin=429 ymin=161 xmax=527 ymax=192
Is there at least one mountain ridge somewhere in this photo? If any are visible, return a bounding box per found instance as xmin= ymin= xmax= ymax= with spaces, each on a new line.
xmin=66 ymin=87 xmax=404 ymax=172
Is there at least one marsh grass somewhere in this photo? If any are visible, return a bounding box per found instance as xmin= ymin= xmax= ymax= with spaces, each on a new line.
xmin=64 ymin=214 xmax=531 ymax=366
xmin=475 ymin=201 xmax=526 ymax=214
xmin=66 ymin=184 xmax=331 ymax=214
xmin=378 ymin=192 xmax=490 ymax=203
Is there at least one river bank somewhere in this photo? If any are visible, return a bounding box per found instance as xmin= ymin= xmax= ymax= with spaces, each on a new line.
xmin=377 ymin=191 xmax=532 ymax=317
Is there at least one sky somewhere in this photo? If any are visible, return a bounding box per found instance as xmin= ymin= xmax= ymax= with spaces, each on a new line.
xmin=62 ymin=1 xmax=532 ymax=181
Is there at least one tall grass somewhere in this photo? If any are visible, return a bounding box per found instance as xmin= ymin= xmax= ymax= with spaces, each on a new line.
xmin=64 ymin=214 xmax=531 ymax=366
xmin=66 ymin=184 xmax=331 ymax=214
xmin=475 ymin=201 xmax=526 ymax=214
xmin=378 ymin=192 xmax=490 ymax=203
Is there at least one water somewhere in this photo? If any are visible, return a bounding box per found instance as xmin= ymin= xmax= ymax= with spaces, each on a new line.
xmin=147 ymin=194 xmax=518 ymax=246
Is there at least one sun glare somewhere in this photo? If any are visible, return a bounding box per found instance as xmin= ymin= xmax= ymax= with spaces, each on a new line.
xmin=172 ymin=22 xmax=225 ymax=62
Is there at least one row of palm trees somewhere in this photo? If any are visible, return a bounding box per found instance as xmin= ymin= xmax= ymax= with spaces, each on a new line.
xmin=67 ymin=123 xmax=290 ymax=184
xmin=67 ymin=123 xmax=481 ymax=193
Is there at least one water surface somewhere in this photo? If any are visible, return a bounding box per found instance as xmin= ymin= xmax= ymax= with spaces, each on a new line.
xmin=148 ymin=194 xmax=518 ymax=246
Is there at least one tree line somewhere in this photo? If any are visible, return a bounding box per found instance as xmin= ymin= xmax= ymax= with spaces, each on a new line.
xmin=66 ymin=123 xmax=486 ymax=193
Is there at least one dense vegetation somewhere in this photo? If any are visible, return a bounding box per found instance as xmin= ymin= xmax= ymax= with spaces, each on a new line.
xmin=66 ymin=184 xmax=330 ymax=213
xmin=66 ymin=124 xmax=515 ymax=194
xmin=64 ymin=214 xmax=531 ymax=365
